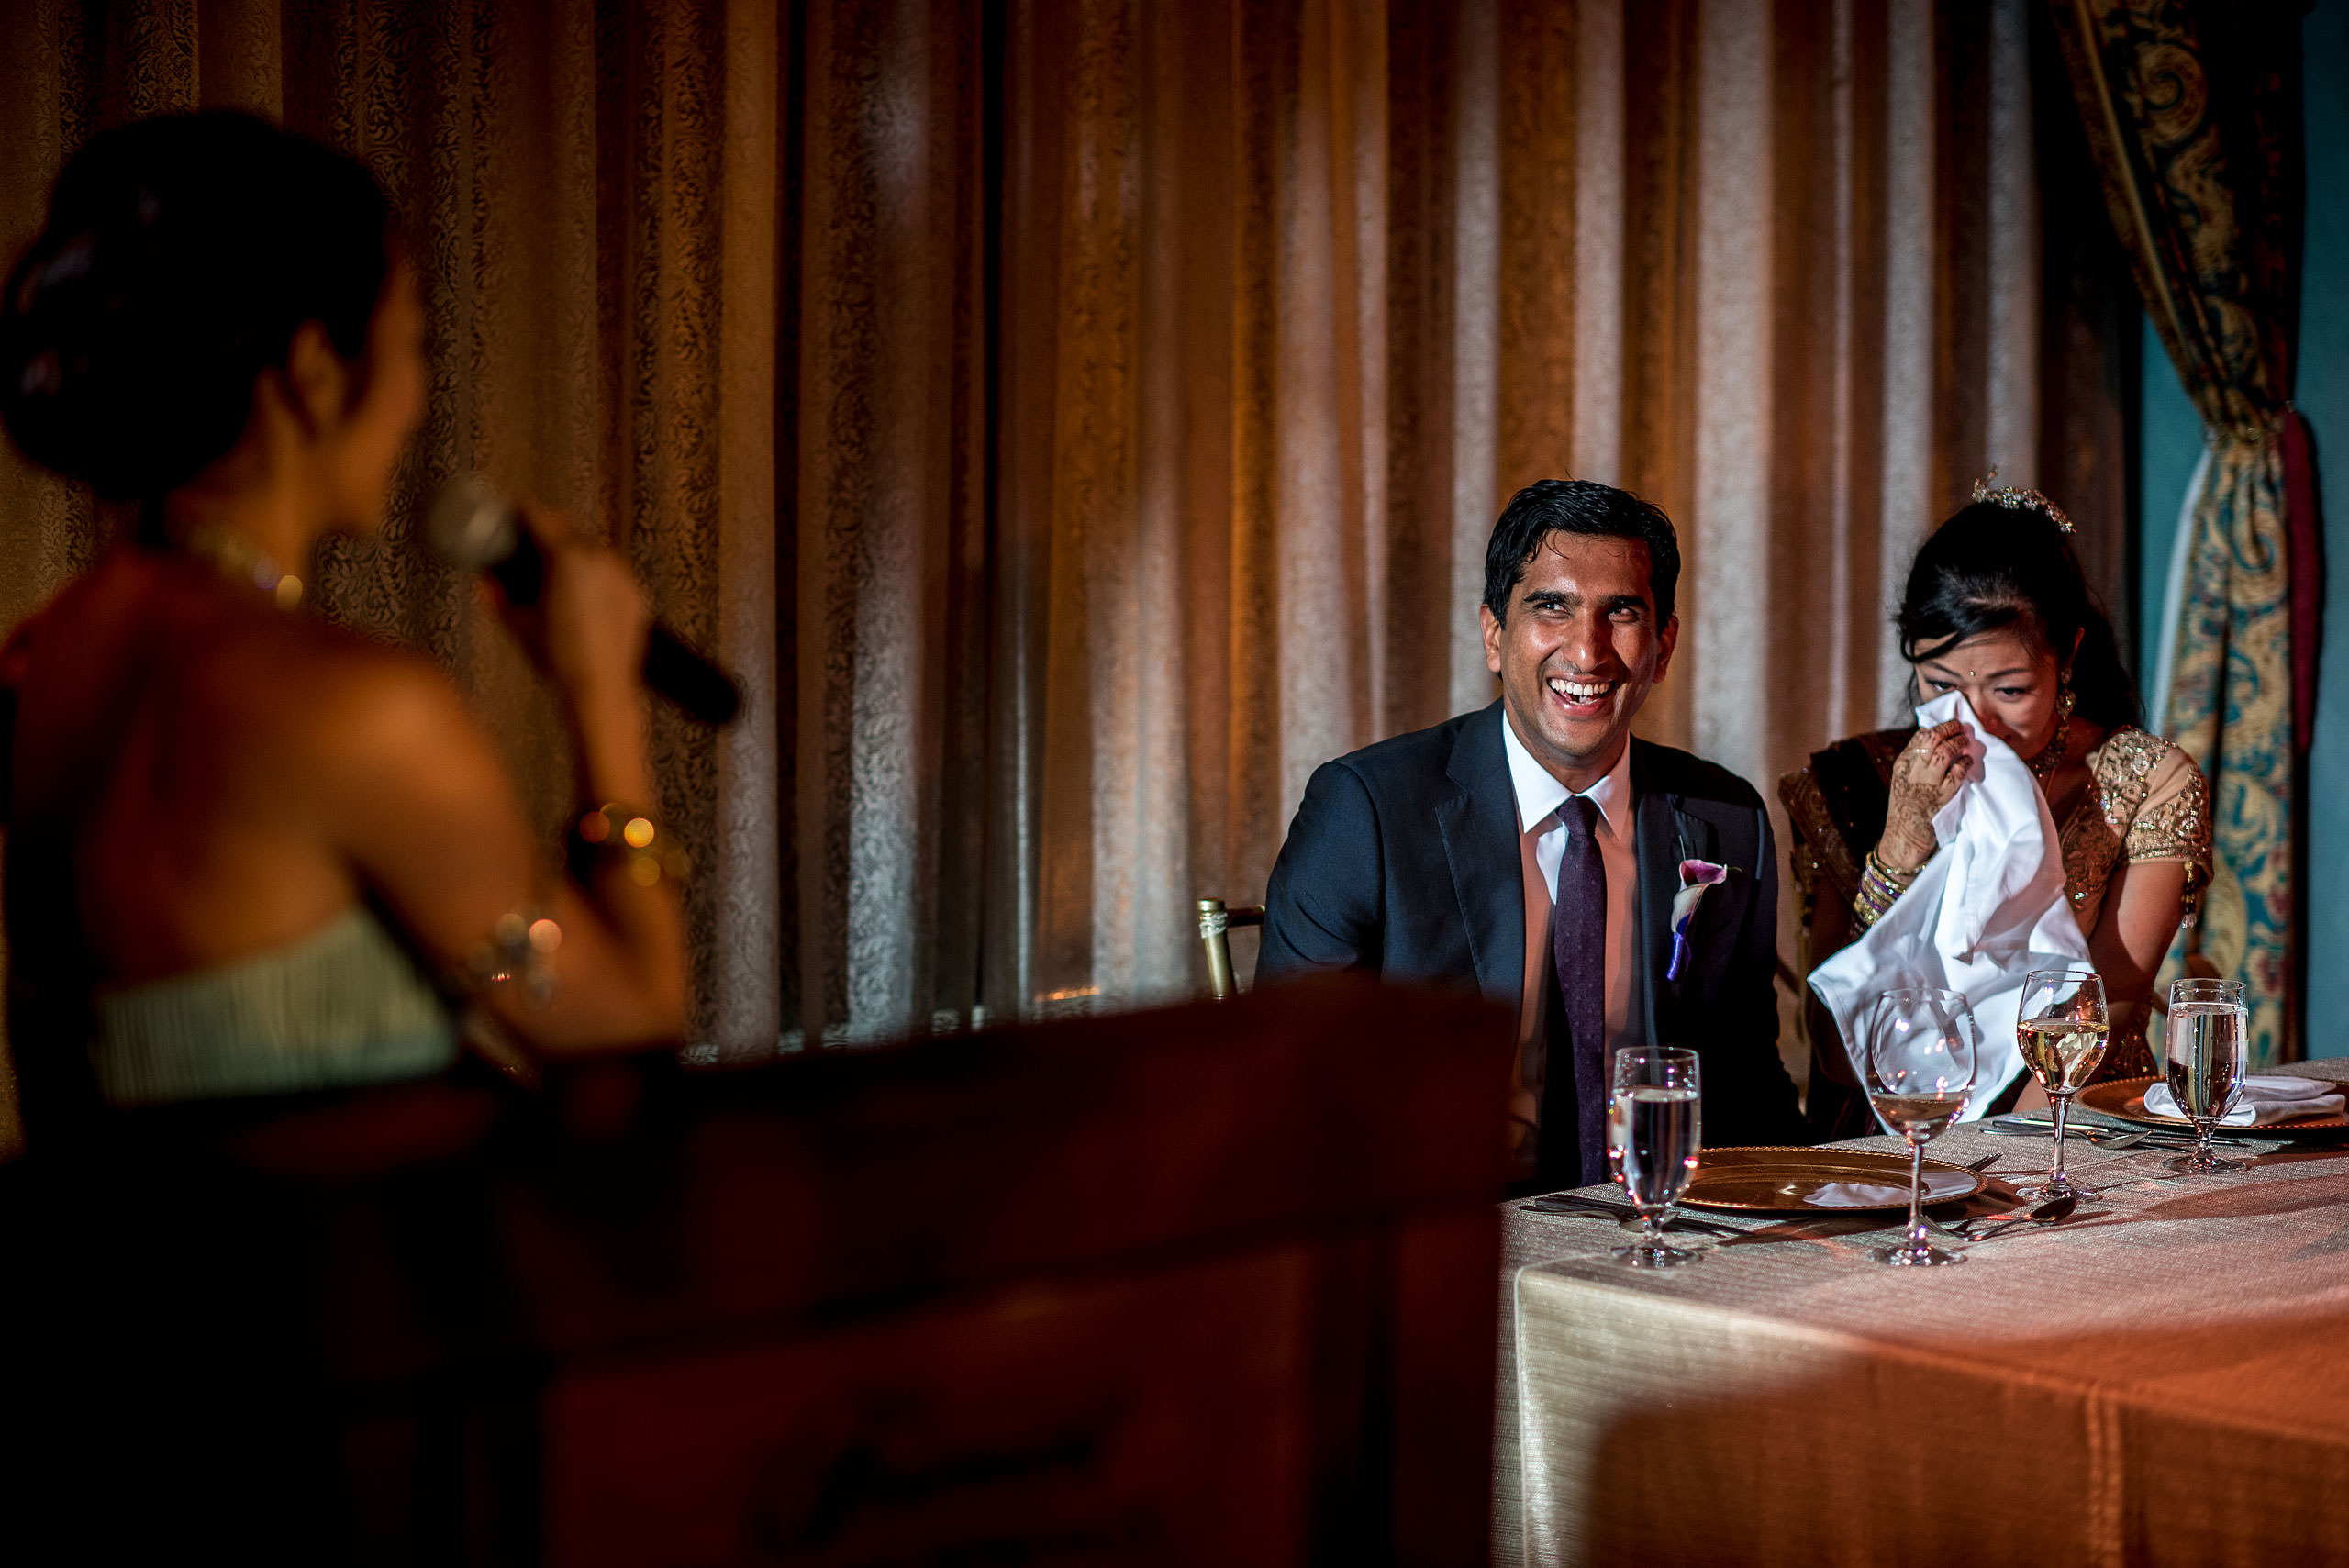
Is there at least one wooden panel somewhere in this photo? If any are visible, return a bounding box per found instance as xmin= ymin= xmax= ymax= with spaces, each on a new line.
xmin=545 ymin=1247 xmax=1320 ymax=1566
xmin=0 ymin=975 xmax=1508 ymax=1562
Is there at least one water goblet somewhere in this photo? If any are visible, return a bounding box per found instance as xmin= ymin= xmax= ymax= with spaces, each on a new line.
xmin=1607 ymin=1047 xmax=1701 ymax=1269
xmin=2013 ymin=965 xmax=2108 ymax=1202
xmin=2164 ymin=976 xmax=2250 ymax=1174
xmin=1863 ymin=987 xmax=1979 ymax=1267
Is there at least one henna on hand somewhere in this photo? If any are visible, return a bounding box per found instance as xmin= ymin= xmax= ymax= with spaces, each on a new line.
xmin=1876 ymin=718 xmax=1968 ymax=870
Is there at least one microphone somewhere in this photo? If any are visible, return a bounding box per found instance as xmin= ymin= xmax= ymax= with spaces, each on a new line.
xmin=426 ymin=476 xmax=741 ymax=728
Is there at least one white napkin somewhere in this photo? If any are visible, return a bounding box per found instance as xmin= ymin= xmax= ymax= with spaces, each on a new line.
xmin=1808 ymin=692 xmax=2092 ymax=1122
xmin=2143 ymin=1074 xmax=2346 ymax=1126
xmin=1806 ymin=1171 xmax=1980 ymax=1208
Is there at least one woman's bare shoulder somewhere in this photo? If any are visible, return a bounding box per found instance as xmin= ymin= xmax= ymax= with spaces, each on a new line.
xmin=253 ymin=621 xmax=481 ymax=759
xmin=213 ymin=621 xmax=519 ymax=848
xmin=0 ymin=550 xmax=139 ymax=677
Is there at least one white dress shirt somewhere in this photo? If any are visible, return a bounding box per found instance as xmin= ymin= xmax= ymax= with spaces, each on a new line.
xmin=1502 ymin=717 xmax=1639 ymax=1158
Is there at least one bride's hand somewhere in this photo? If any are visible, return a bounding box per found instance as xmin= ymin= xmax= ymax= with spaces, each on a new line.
xmin=1877 ymin=718 xmax=1969 ymax=870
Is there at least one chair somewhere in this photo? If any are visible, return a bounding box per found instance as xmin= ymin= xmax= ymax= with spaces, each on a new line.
xmin=1779 ymin=747 xmax=1898 ymax=1140
xmin=1196 ymin=897 xmax=1264 ymax=1000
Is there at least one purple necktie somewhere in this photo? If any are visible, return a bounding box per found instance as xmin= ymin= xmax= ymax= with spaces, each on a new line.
xmin=1542 ymin=795 xmax=1610 ymax=1188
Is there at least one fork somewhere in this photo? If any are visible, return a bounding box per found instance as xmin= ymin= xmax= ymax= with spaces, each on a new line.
xmin=1983 ymin=1120 xmax=2164 ymax=1150
xmin=1988 ymin=1115 xmax=2251 ymax=1150
xmin=1523 ymin=1194 xmax=1746 ymax=1239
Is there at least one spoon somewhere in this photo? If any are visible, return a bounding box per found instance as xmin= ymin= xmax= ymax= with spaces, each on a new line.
xmin=1953 ymin=1193 xmax=2079 ymax=1242
xmin=1917 ymin=1154 xmax=2004 ymax=1238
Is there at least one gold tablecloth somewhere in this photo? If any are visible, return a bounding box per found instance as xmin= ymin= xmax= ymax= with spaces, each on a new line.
xmin=1495 ymin=1071 xmax=2349 ymax=1567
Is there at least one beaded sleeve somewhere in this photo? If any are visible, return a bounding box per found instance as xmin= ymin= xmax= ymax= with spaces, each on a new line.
xmin=2123 ymin=743 xmax=2212 ymax=918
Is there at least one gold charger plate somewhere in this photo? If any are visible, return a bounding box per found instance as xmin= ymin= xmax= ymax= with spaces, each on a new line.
xmin=1679 ymin=1145 xmax=1987 ymax=1214
xmin=2077 ymin=1075 xmax=2349 ymax=1133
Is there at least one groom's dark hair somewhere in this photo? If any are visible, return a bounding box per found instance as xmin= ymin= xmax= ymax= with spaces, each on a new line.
xmin=1483 ymin=478 xmax=1681 ymax=627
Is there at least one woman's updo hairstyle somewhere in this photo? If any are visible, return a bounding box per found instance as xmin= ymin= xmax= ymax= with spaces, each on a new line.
xmin=1895 ymin=497 xmax=2143 ymax=731
xmin=0 ymin=111 xmax=392 ymax=501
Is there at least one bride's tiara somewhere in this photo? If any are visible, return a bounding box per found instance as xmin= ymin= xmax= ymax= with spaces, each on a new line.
xmin=1970 ymin=471 xmax=2076 ymax=535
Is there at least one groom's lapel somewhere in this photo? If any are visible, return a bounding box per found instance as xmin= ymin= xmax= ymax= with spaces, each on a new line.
xmin=1438 ymin=703 xmax=1525 ymax=1006
xmin=1630 ymin=740 xmax=1717 ymax=1047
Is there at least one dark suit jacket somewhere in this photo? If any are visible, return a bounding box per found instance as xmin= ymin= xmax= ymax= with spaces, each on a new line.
xmin=1256 ymin=701 xmax=1806 ymax=1149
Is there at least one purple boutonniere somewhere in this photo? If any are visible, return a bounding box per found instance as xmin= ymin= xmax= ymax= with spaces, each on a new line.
xmin=1666 ymin=859 xmax=1730 ymax=982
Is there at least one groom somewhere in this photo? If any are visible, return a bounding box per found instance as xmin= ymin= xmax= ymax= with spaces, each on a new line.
xmin=1257 ymin=479 xmax=1806 ymax=1188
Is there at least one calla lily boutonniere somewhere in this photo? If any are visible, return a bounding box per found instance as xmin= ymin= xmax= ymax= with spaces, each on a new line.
xmin=1667 ymin=859 xmax=1730 ymax=982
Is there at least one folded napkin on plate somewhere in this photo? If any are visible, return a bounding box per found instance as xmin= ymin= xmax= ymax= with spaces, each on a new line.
xmin=1807 ymin=691 xmax=2091 ymax=1120
xmin=1806 ymin=1171 xmax=1979 ymax=1208
xmin=2144 ymin=1074 xmax=2346 ymax=1126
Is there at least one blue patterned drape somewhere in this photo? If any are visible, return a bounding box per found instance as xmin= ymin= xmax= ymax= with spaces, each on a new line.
xmin=2053 ymin=0 xmax=2310 ymax=1066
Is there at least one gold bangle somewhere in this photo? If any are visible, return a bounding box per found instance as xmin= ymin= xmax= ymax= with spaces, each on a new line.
xmin=1851 ymin=848 xmax=1925 ymax=930
xmin=572 ymin=801 xmax=690 ymax=886
xmin=460 ymin=905 xmax=562 ymax=1005
xmin=1866 ymin=847 xmax=1926 ymax=884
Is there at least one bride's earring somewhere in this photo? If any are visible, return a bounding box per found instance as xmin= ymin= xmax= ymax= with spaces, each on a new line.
xmin=2057 ymin=673 xmax=2076 ymax=718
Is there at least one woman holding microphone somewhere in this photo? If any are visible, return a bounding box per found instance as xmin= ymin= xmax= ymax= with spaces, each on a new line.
xmin=0 ymin=112 xmax=685 ymax=1148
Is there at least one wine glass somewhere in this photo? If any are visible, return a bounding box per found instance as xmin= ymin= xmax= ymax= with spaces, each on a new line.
xmin=2014 ymin=965 xmax=2109 ymax=1201
xmin=1863 ymin=987 xmax=1979 ymax=1267
xmin=2164 ymin=977 xmax=2250 ymax=1174
xmin=1607 ymin=1047 xmax=1702 ymax=1269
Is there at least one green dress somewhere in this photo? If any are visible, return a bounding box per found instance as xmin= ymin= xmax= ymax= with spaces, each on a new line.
xmin=89 ymin=906 xmax=457 ymax=1106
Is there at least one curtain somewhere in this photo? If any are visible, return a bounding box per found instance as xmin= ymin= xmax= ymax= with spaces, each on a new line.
xmin=0 ymin=0 xmax=2077 ymax=1084
xmin=2052 ymin=0 xmax=2310 ymax=1066
xmin=990 ymin=0 xmax=2071 ymax=1038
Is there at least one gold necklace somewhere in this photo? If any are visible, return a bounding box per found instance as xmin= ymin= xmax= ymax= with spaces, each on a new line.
xmin=180 ymin=523 xmax=305 ymax=610
xmin=2025 ymin=709 xmax=2072 ymax=786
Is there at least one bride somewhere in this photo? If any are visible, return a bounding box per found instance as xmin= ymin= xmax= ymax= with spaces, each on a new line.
xmin=1783 ymin=484 xmax=2211 ymax=1139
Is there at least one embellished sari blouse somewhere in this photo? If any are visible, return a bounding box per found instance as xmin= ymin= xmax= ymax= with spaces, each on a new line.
xmin=2055 ymin=727 xmax=2212 ymax=939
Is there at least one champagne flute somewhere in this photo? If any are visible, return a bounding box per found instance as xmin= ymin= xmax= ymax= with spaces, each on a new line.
xmin=1864 ymin=987 xmax=1979 ymax=1267
xmin=1608 ymin=1047 xmax=1702 ymax=1269
xmin=2014 ymin=965 xmax=2108 ymax=1201
xmin=2165 ymin=977 xmax=2250 ymax=1174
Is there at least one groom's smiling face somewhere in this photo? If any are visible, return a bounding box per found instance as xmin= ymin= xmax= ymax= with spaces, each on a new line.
xmin=1481 ymin=530 xmax=1678 ymax=792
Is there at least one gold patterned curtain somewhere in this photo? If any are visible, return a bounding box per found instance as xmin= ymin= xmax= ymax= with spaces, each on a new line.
xmin=0 ymin=0 xmax=2079 ymax=1075
xmin=993 ymin=0 xmax=2078 ymax=1038
xmin=2051 ymin=0 xmax=2310 ymax=1065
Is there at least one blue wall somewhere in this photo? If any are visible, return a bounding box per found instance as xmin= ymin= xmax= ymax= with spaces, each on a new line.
xmin=2138 ymin=1 xmax=2349 ymax=1054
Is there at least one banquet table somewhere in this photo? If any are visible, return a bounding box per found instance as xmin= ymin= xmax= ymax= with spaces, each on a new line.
xmin=1494 ymin=1062 xmax=2349 ymax=1568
